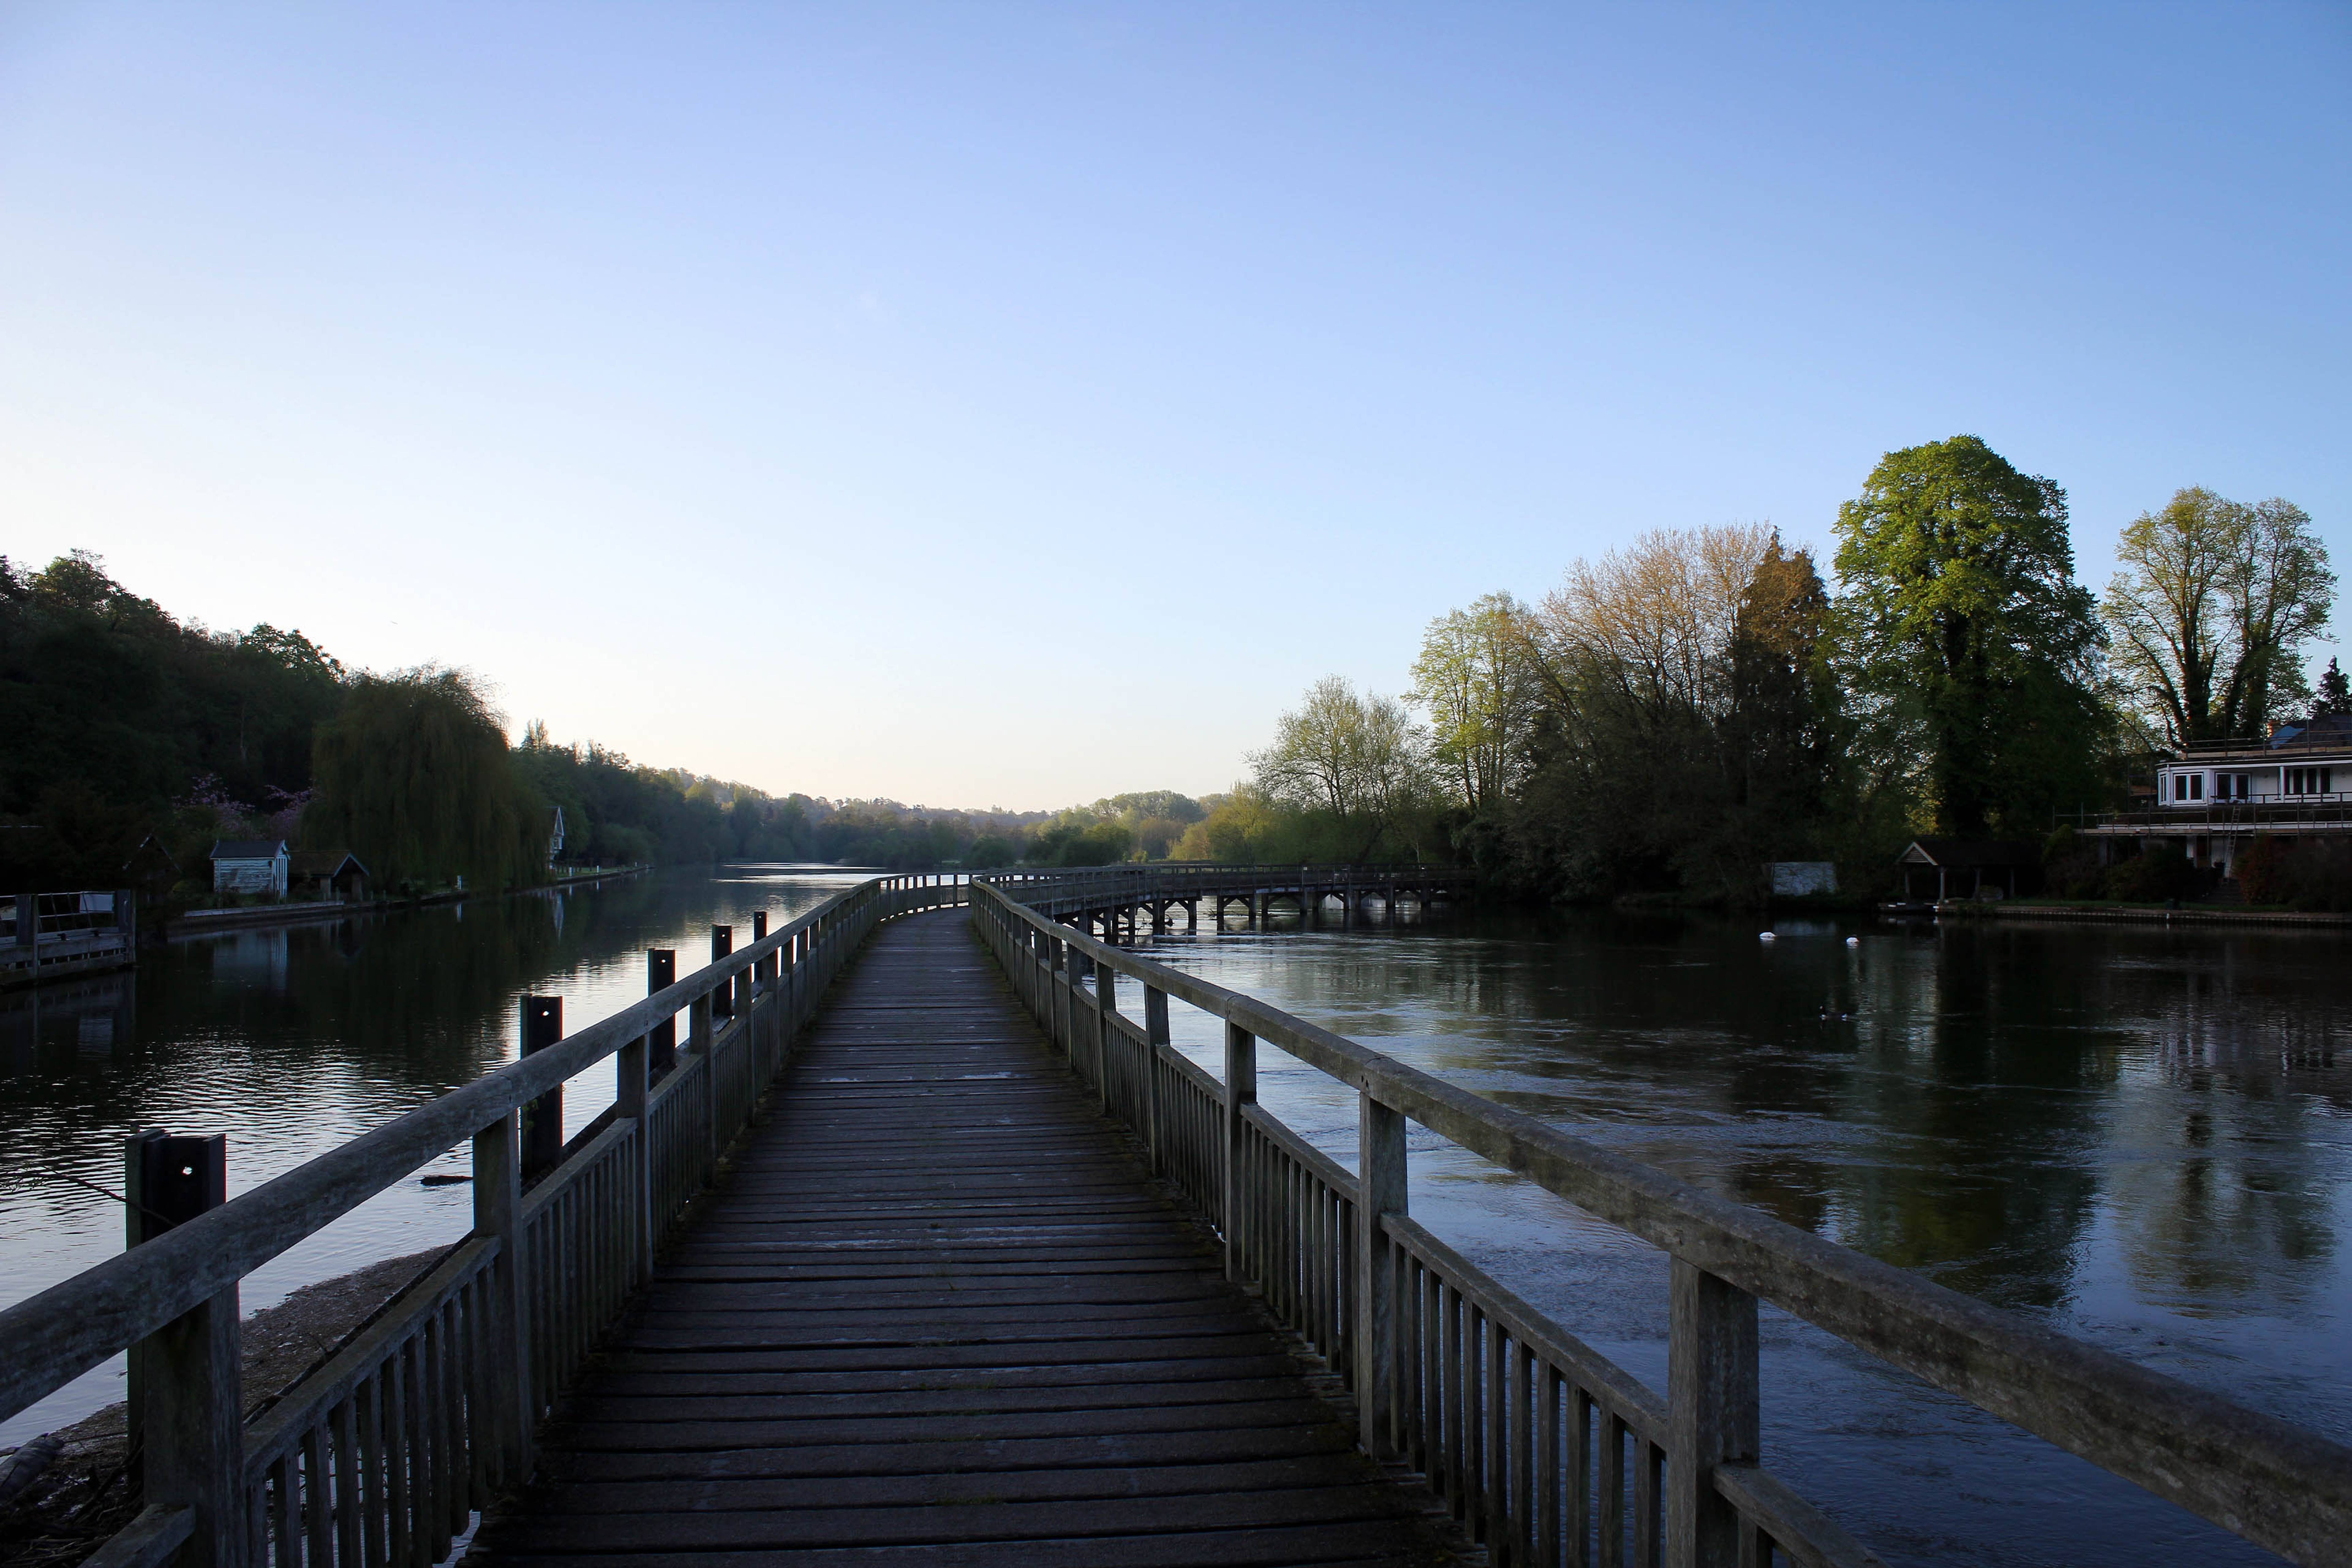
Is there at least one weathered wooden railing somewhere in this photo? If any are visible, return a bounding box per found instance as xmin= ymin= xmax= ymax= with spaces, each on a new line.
xmin=0 ymin=872 xmax=966 ymax=1568
xmin=971 ymin=876 xmax=2352 ymax=1568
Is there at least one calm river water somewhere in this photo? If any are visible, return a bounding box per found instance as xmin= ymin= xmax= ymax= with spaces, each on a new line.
xmin=3 ymin=868 xmax=2346 ymax=1568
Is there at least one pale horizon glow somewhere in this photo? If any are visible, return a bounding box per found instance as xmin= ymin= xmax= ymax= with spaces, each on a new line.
xmin=3 ymin=5 xmax=2345 ymax=810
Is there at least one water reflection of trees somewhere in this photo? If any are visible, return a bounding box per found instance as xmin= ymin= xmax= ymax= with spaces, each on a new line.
xmin=1167 ymin=916 xmax=2350 ymax=1321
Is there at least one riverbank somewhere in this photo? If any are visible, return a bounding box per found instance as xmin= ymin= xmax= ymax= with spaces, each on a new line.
xmin=0 ymin=1249 xmax=441 ymax=1568
xmin=161 ymin=863 xmax=651 ymax=940
xmin=1932 ymin=899 xmax=2352 ymax=928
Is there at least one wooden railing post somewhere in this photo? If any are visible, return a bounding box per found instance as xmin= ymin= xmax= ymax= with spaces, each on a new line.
xmin=1668 ymin=1259 xmax=1759 ymax=1568
xmin=472 ymin=1110 xmax=531 ymax=1483
xmin=617 ymin=1031 xmax=651 ymax=1288
xmin=1142 ymin=985 xmax=1170 ymax=1174
xmin=1094 ymin=963 xmax=1116 ymax=1114
xmin=646 ymin=949 xmax=677 ymax=1074
xmin=1222 ymin=1023 xmax=1256 ymax=1283
xmin=690 ymin=990 xmax=716 ymax=1179
xmin=1356 ymin=1093 xmax=1408 ymax=1458
xmin=124 ymin=1133 xmax=241 ymax=1567
xmin=521 ymin=997 xmax=564 ymax=1177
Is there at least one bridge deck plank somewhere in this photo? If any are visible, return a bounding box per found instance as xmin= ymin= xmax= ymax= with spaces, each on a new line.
xmin=473 ymin=909 xmax=1455 ymax=1566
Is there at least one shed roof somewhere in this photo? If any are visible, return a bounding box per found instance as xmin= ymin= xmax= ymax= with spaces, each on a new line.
xmin=289 ymin=850 xmax=368 ymax=878
xmin=1898 ymin=838 xmax=2040 ymax=868
xmin=210 ymin=839 xmax=289 ymax=861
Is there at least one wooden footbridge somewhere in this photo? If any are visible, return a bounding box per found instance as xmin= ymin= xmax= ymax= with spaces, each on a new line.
xmin=4 ymin=868 xmax=2350 ymax=1568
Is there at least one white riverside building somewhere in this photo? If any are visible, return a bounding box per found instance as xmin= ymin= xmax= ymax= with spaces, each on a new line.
xmin=2083 ymin=714 xmax=2352 ymax=876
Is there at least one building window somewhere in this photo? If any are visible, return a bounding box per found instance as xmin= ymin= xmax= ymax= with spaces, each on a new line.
xmin=2189 ymin=774 xmax=2203 ymax=801
xmin=2286 ymin=767 xmax=2334 ymax=796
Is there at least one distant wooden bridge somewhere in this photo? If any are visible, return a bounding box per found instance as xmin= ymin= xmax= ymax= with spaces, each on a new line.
xmin=3 ymin=866 xmax=2349 ymax=1568
xmin=986 ymin=864 xmax=1477 ymax=940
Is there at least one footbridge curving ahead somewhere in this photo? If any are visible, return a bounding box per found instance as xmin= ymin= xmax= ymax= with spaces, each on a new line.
xmin=3 ymin=867 xmax=2349 ymax=1568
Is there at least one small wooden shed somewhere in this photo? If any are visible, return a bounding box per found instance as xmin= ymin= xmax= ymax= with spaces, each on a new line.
xmin=289 ymin=850 xmax=370 ymax=903
xmin=1897 ymin=839 xmax=2040 ymax=902
xmin=210 ymin=839 xmax=290 ymax=897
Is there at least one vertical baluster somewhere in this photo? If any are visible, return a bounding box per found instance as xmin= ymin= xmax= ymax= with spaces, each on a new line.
xmin=1636 ymin=1438 xmax=1660 ymax=1568
xmin=1600 ymin=1410 xmax=1626 ymax=1568
xmin=381 ymin=1354 xmax=407 ymax=1568
xmin=270 ymin=1452 xmax=298 ymax=1568
xmin=1469 ymin=1305 xmax=1492 ymax=1544
xmin=1442 ymin=1283 xmax=1464 ymax=1515
xmin=441 ymin=1298 xmax=468 ymax=1540
xmin=302 ymin=1424 xmax=331 ymax=1568
xmin=421 ymin=1314 xmax=450 ymax=1568
xmin=1514 ymin=1341 xmax=1537 ymax=1568
xmin=395 ymin=1341 xmax=422 ymax=1568
xmin=334 ymin=1396 xmax=362 ymax=1568
xmin=1566 ymin=1385 xmax=1592 ymax=1568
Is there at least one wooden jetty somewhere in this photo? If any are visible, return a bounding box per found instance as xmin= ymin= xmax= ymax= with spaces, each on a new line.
xmin=473 ymin=910 xmax=1457 ymax=1565
xmin=2 ymin=889 xmax=136 ymax=990
xmin=2 ymin=866 xmax=2350 ymax=1568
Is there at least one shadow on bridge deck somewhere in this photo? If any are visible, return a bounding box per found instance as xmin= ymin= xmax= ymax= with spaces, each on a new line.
xmin=470 ymin=908 xmax=1461 ymax=1567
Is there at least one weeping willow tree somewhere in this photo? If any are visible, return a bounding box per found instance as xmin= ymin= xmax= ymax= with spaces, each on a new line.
xmin=307 ymin=667 xmax=547 ymax=890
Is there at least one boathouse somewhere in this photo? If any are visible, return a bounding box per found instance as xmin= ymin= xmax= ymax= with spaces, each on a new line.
xmin=288 ymin=850 xmax=369 ymax=903
xmin=208 ymin=839 xmax=289 ymax=897
xmin=1897 ymin=838 xmax=2040 ymax=901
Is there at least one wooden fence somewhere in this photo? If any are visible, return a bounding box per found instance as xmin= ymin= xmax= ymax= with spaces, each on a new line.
xmin=970 ymin=875 xmax=2352 ymax=1568
xmin=0 ymin=873 xmax=966 ymax=1568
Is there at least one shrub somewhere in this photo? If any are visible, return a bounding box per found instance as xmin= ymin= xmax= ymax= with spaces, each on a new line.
xmin=2103 ymin=844 xmax=2202 ymax=903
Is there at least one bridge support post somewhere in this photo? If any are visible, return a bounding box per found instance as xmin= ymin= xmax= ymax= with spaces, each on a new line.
xmin=1666 ymin=1260 xmax=1759 ymax=1568
xmin=472 ymin=1110 xmax=531 ymax=1486
xmin=1222 ymin=1023 xmax=1256 ymax=1285
xmin=1355 ymin=1093 xmax=1408 ymax=1459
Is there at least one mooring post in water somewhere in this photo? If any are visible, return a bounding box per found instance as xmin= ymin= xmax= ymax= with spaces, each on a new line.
xmin=710 ymin=925 xmax=734 ymax=1018
xmin=521 ymin=997 xmax=563 ymax=1177
xmin=123 ymin=1129 xmax=239 ymax=1567
xmin=646 ymin=949 xmax=677 ymax=1074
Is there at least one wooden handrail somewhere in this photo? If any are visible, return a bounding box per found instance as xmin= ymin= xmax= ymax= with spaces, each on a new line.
xmin=968 ymin=878 xmax=2352 ymax=1566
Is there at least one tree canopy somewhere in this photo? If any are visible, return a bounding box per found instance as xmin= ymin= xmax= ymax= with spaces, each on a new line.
xmin=2103 ymin=487 xmax=2335 ymax=743
xmin=1833 ymin=435 xmax=2108 ymax=837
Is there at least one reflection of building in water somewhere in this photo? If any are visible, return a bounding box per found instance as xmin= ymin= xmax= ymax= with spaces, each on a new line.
xmin=208 ymin=928 xmax=291 ymax=992
xmin=0 ymin=971 xmax=138 ymax=1070
xmin=2108 ymin=981 xmax=2347 ymax=1305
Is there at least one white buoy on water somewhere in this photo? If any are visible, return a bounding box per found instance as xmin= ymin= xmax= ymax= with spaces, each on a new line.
xmin=1846 ymin=936 xmax=1860 ymax=947
xmin=1759 ymin=931 xmax=1776 ymax=942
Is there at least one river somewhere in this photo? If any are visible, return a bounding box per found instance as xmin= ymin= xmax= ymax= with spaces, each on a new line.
xmin=3 ymin=869 xmax=2346 ymax=1567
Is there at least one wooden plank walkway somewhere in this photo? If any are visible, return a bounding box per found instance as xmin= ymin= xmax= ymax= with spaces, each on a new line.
xmin=472 ymin=909 xmax=1459 ymax=1567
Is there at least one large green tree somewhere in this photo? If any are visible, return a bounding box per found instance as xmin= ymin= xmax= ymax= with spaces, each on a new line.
xmin=1833 ymin=436 xmax=2108 ymax=837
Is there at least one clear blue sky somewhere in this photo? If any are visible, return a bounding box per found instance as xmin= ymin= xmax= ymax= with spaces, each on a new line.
xmin=4 ymin=4 xmax=2345 ymax=809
